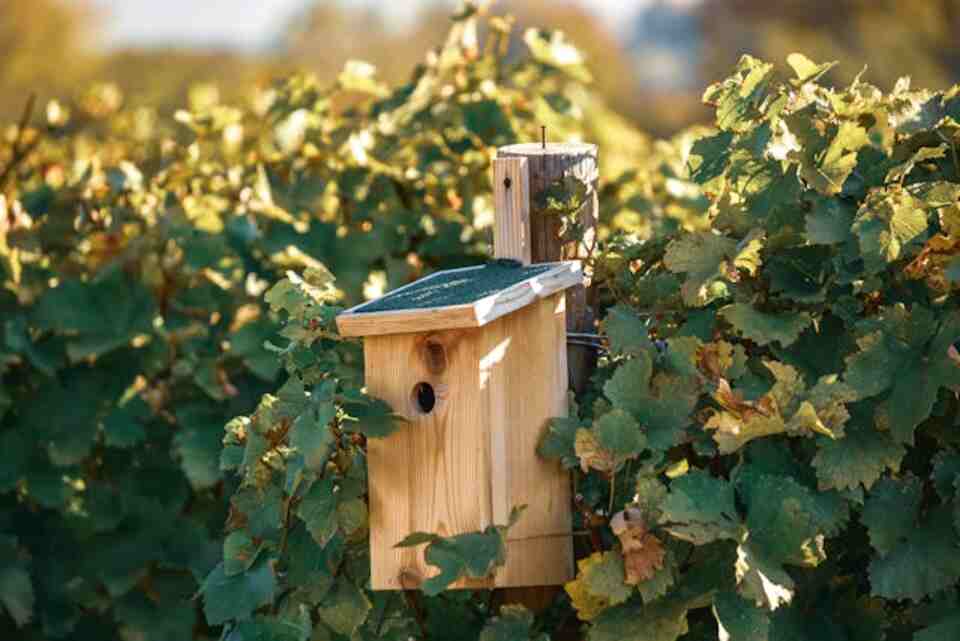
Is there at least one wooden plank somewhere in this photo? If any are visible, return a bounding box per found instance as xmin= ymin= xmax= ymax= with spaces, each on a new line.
xmin=365 ymin=295 xmax=573 ymax=590
xmin=336 ymin=303 xmax=477 ymax=338
xmin=336 ymin=261 xmax=581 ymax=337
xmin=497 ymin=143 xmax=599 ymax=395
xmin=493 ymin=157 xmax=532 ymax=265
xmin=481 ymin=293 xmax=573 ymax=587
xmin=365 ymin=329 xmax=493 ymax=590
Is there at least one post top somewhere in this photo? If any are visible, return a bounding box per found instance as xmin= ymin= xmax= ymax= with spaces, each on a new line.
xmin=497 ymin=142 xmax=597 ymax=157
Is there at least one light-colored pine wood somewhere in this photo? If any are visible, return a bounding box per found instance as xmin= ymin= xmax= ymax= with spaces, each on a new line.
xmin=365 ymin=328 xmax=492 ymax=590
xmin=497 ymin=142 xmax=599 ymax=394
xmin=336 ymin=261 xmax=581 ymax=338
xmin=365 ymin=294 xmax=573 ymax=589
xmin=493 ymin=157 xmax=532 ymax=265
xmin=484 ymin=292 xmax=573 ymax=587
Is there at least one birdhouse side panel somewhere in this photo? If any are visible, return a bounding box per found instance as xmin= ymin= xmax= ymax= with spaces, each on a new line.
xmin=478 ymin=292 xmax=574 ymax=587
xmin=363 ymin=329 xmax=493 ymax=590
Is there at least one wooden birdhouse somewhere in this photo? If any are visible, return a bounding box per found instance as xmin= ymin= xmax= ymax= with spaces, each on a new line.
xmin=336 ymin=143 xmax=598 ymax=590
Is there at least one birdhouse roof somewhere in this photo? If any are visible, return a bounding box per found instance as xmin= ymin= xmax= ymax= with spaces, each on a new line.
xmin=336 ymin=260 xmax=581 ymax=337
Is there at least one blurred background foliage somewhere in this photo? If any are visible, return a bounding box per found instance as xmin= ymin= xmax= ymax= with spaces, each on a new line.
xmin=8 ymin=0 xmax=960 ymax=136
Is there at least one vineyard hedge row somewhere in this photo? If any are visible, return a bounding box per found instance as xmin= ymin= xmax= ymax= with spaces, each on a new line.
xmin=2 ymin=6 xmax=960 ymax=641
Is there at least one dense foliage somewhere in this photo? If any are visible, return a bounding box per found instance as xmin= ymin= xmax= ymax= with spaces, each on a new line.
xmin=4 ymin=5 xmax=960 ymax=641
xmin=0 ymin=7 xmax=647 ymax=641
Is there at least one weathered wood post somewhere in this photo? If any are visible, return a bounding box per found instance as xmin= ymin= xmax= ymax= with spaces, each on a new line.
xmin=491 ymin=141 xmax=599 ymax=614
xmin=496 ymin=141 xmax=599 ymax=394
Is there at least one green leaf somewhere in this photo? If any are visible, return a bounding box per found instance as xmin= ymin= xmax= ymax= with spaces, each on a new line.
xmin=223 ymin=531 xmax=263 ymax=577
xmin=916 ymin=613 xmax=960 ymax=641
xmin=342 ymin=397 xmax=403 ymax=438
xmin=703 ymin=55 xmax=777 ymax=133
xmin=663 ymin=230 xmax=763 ymax=307
xmin=587 ymin=599 xmax=690 ymax=641
xmin=479 ymin=605 xmax=538 ymax=641
xmin=103 ymin=396 xmax=150 ymax=448
xmin=844 ymin=307 xmax=960 ymax=444
xmin=719 ymin=304 xmax=812 ymax=347
xmin=713 ymin=589 xmax=770 ymax=641
xmin=594 ymin=409 xmax=645 ymax=460
xmin=869 ymin=505 xmax=960 ymax=602
xmin=604 ymin=352 xmax=698 ymax=451
xmin=811 ymin=416 xmax=905 ymax=491
xmin=297 ymin=479 xmax=338 ymax=547
xmin=603 ymin=305 xmax=652 ymax=357
xmin=582 ymin=551 xmax=633 ymax=608
xmin=523 ymin=28 xmax=591 ymax=83
xmin=31 ymin=268 xmax=155 ymax=362
xmin=804 ymin=197 xmax=855 ymax=245
xmin=538 ymin=416 xmax=581 ymax=468
xmin=861 ymin=476 xmax=922 ymax=556
xmin=851 ymin=188 xmax=928 ymax=273
xmin=316 ymin=579 xmax=371 ymax=637
xmin=201 ymin=559 xmax=277 ymax=626
xmin=0 ymin=566 xmax=33 ymax=628
xmin=417 ymin=526 xmax=509 ymax=596
xmin=786 ymin=53 xmax=837 ymax=86
xmin=660 ymin=471 xmax=740 ymax=545
xmin=290 ymin=405 xmax=335 ymax=472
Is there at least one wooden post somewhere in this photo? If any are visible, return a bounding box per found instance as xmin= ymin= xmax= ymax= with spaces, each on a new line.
xmin=492 ymin=141 xmax=599 ymax=617
xmin=492 ymin=157 xmax=532 ymax=265
xmin=496 ymin=142 xmax=599 ymax=394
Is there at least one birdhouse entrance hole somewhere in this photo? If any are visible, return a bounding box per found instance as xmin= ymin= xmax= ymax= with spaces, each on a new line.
xmin=412 ymin=382 xmax=436 ymax=414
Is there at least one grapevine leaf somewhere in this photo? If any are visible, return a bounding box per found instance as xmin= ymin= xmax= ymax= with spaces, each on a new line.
xmin=719 ymin=304 xmax=812 ymax=347
xmin=844 ymin=306 xmax=960 ymax=444
xmin=735 ymin=541 xmax=795 ymax=610
xmin=860 ymin=475 xmax=922 ymax=556
xmin=660 ymin=470 xmax=740 ymax=545
xmin=297 ymin=479 xmax=338 ymax=547
xmin=663 ymin=230 xmax=764 ymax=307
xmin=811 ymin=416 xmax=905 ymax=491
xmin=587 ymin=598 xmax=690 ymax=641
xmin=602 ymin=305 xmax=652 ymax=356
xmin=713 ymin=589 xmax=770 ymax=641
xmin=610 ymin=509 xmax=666 ymax=584
xmin=604 ymin=353 xmax=698 ymax=451
xmin=581 ymin=551 xmax=633 ymax=607
xmin=0 ymin=566 xmax=33 ymax=628
xmin=201 ymin=559 xmax=277 ymax=626
xmin=479 ymin=605 xmax=538 ymax=641
xmin=290 ymin=405 xmax=336 ymax=471
xmin=786 ymin=53 xmax=837 ymax=86
xmin=538 ymin=416 xmax=581 ymax=468
xmin=916 ymin=613 xmax=960 ymax=641
xmin=341 ymin=397 xmax=403 ymax=438
xmin=851 ymin=188 xmax=928 ymax=273
xmin=316 ymin=579 xmax=371 ymax=637
xmin=804 ymin=197 xmax=855 ymax=245
xmin=594 ymin=409 xmax=646 ymax=460
xmin=869 ymin=506 xmax=960 ymax=602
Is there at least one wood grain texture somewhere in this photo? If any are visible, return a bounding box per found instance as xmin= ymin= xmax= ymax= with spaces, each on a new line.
xmin=364 ymin=294 xmax=573 ymax=589
xmin=336 ymin=261 xmax=581 ymax=337
xmin=497 ymin=143 xmax=599 ymax=395
xmin=482 ymin=292 xmax=573 ymax=587
xmin=493 ymin=157 xmax=532 ymax=265
xmin=365 ymin=328 xmax=491 ymax=590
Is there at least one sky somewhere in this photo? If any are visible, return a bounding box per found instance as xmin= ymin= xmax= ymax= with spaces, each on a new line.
xmin=92 ymin=0 xmax=666 ymax=50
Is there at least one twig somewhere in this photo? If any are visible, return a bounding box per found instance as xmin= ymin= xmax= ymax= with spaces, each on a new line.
xmin=0 ymin=94 xmax=40 ymax=191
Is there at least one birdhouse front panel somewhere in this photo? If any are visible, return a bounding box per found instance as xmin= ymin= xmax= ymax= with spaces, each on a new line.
xmin=336 ymin=261 xmax=580 ymax=590
xmin=363 ymin=293 xmax=572 ymax=590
